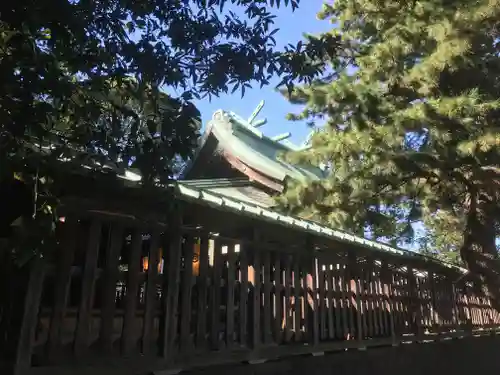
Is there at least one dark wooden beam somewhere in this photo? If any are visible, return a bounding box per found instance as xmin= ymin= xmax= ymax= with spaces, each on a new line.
xmin=222 ymin=150 xmax=284 ymax=192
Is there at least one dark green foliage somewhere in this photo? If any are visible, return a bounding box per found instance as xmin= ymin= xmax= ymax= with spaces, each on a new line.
xmin=279 ymin=0 xmax=500 ymax=297
xmin=0 ymin=0 xmax=334 ymax=262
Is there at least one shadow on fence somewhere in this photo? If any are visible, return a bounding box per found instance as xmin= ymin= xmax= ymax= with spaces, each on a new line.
xmin=1 ymin=209 xmax=499 ymax=375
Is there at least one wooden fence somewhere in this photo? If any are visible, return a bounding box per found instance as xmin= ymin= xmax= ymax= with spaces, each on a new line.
xmin=1 ymin=206 xmax=499 ymax=375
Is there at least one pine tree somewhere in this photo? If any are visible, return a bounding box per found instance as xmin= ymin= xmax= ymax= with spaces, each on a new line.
xmin=279 ymin=0 xmax=500 ymax=300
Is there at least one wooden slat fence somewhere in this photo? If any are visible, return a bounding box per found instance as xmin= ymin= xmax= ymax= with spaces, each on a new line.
xmin=1 ymin=211 xmax=499 ymax=375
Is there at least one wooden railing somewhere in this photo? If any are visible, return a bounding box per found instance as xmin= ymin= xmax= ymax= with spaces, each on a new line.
xmin=1 ymin=211 xmax=500 ymax=375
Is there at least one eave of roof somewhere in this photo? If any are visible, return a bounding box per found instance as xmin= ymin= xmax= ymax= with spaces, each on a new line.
xmin=174 ymin=180 xmax=467 ymax=274
xmin=45 ymin=153 xmax=467 ymax=276
xmin=179 ymin=178 xmax=274 ymax=207
xmin=179 ymin=177 xmax=252 ymax=189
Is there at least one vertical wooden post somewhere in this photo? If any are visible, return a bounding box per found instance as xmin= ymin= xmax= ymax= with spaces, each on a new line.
xmin=121 ymin=226 xmax=143 ymax=356
xmin=141 ymin=228 xmax=161 ymax=355
xmin=381 ymin=261 xmax=396 ymax=344
xmin=47 ymin=216 xmax=78 ymax=361
xmin=159 ymin=207 xmax=183 ymax=361
xmin=463 ymin=284 xmax=473 ymax=331
xmin=179 ymin=236 xmax=194 ymax=352
xmin=226 ymin=243 xmax=237 ymax=347
xmin=301 ymin=259 xmax=310 ymax=342
xmin=317 ymin=260 xmax=326 ymax=340
xmin=210 ymin=240 xmax=223 ymax=349
xmin=428 ymin=272 xmax=440 ymax=333
xmin=74 ymin=219 xmax=102 ymax=357
xmin=326 ymin=262 xmax=334 ymax=340
xmin=427 ymin=271 xmax=435 ymax=330
xmin=407 ymin=266 xmax=421 ymax=337
xmin=12 ymin=257 xmax=46 ymax=375
xmin=340 ymin=259 xmax=350 ymax=340
xmin=252 ymin=245 xmax=261 ymax=349
xmin=273 ymin=253 xmax=282 ymax=344
xmin=293 ymin=258 xmax=302 ymax=342
xmin=284 ymin=255 xmax=292 ymax=342
xmin=308 ymin=237 xmax=319 ymax=346
xmin=451 ymin=283 xmax=460 ymax=332
xmin=332 ymin=261 xmax=342 ymax=338
xmin=195 ymin=234 xmax=209 ymax=348
xmin=372 ymin=260 xmax=384 ymax=337
xmin=238 ymin=245 xmax=249 ymax=347
xmin=263 ymin=250 xmax=273 ymax=344
xmin=454 ymin=285 xmax=464 ymax=329
xmin=348 ymin=253 xmax=363 ymax=345
xmin=364 ymin=259 xmax=373 ymax=338
xmin=99 ymin=223 xmax=124 ymax=354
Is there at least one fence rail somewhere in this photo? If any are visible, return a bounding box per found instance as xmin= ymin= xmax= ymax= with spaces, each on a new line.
xmin=1 ymin=209 xmax=499 ymax=375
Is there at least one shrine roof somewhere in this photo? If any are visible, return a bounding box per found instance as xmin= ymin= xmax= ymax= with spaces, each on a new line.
xmin=181 ymin=102 xmax=325 ymax=184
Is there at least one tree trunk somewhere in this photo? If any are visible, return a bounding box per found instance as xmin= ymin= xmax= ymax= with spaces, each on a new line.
xmin=460 ymin=198 xmax=500 ymax=309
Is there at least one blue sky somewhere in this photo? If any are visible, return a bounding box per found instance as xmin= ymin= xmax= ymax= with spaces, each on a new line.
xmin=191 ymin=1 xmax=330 ymax=145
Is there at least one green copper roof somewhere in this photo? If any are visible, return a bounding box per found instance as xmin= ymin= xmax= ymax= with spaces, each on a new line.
xmin=182 ymin=105 xmax=325 ymax=183
xmin=221 ymin=111 xmax=323 ymax=182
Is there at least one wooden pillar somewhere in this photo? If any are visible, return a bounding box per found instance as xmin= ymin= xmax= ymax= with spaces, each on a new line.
xmin=407 ymin=266 xmax=422 ymax=337
xmin=195 ymin=233 xmax=210 ymax=348
xmin=451 ymin=283 xmax=461 ymax=331
xmin=381 ymin=260 xmax=397 ymax=344
xmin=159 ymin=206 xmax=183 ymax=361
xmin=348 ymin=253 xmax=363 ymax=345
xmin=209 ymin=239 xmax=223 ymax=349
xmin=12 ymin=257 xmax=46 ymax=375
xmin=364 ymin=258 xmax=374 ymax=339
xmin=141 ymin=228 xmax=161 ymax=355
xmin=47 ymin=216 xmax=78 ymax=361
xmin=293 ymin=257 xmax=302 ymax=342
xmin=179 ymin=236 xmax=195 ymax=352
xmin=262 ymin=250 xmax=273 ymax=344
xmin=463 ymin=284 xmax=473 ymax=331
xmin=120 ymin=226 xmax=143 ymax=356
xmin=239 ymin=243 xmax=249 ymax=347
xmin=428 ymin=272 xmax=441 ymax=333
xmin=273 ymin=252 xmax=282 ymax=344
xmin=284 ymin=255 xmax=292 ymax=341
xmin=75 ymin=219 xmax=102 ymax=357
xmin=307 ymin=236 xmax=319 ymax=346
xmin=251 ymin=229 xmax=261 ymax=349
xmin=426 ymin=271 xmax=435 ymax=330
xmin=226 ymin=242 xmax=237 ymax=347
